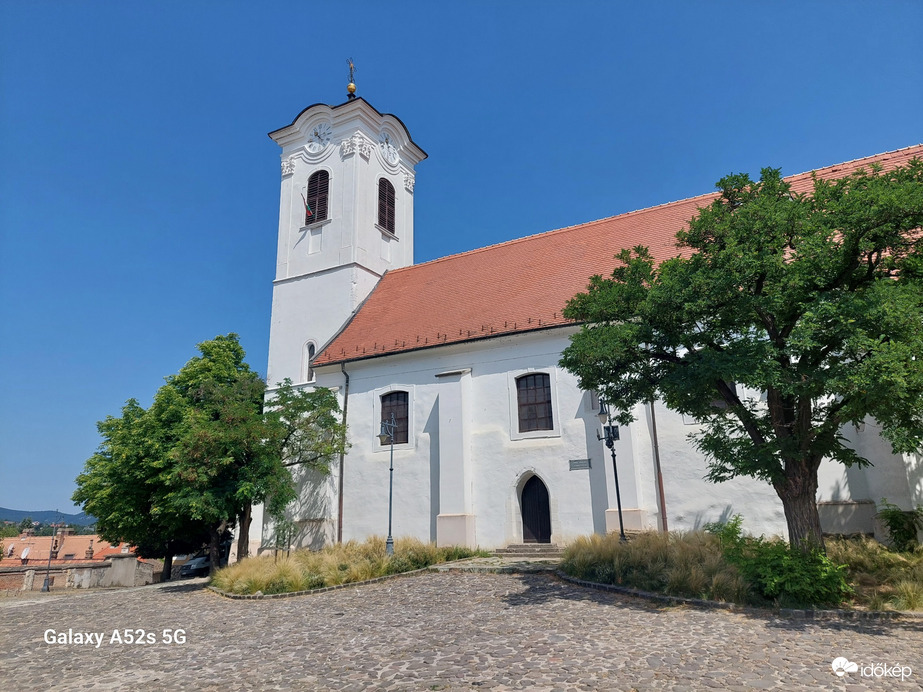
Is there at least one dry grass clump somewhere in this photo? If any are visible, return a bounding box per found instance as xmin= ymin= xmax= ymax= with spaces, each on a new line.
xmin=212 ymin=536 xmax=486 ymax=595
xmin=561 ymin=530 xmax=747 ymax=603
xmin=561 ymin=531 xmax=923 ymax=611
xmin=826 ymin=536 xmax=923 ymax=611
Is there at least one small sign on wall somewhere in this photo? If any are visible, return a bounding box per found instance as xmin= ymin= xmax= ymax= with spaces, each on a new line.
xmin=569 ymin=458 xmax=591 ymax=471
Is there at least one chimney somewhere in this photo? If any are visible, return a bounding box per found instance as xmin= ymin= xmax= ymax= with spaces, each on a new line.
xmin=85 ymin=539 xmax=95 ymax=560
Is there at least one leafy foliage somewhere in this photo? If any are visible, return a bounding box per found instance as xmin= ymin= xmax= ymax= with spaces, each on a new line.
xmin=73 ymin=334 xmax=347 ymax=571
xmin=73 ymin=398 xmax=211 ymax=559
xmin=876 ymin=499 xmax=923 ymax=552
xmin=705 ymin=516 xmax=852 ymax=607
xmin=561 ymin=161 xmax=923 ymax=548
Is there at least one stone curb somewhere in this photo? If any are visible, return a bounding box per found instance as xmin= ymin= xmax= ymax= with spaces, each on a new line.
xmin=555 ymin=571 xmax=923 ymax=621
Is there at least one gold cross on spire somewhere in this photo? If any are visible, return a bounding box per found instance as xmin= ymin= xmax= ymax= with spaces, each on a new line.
xmin=347 ymin=58 xmax=357 ymax=99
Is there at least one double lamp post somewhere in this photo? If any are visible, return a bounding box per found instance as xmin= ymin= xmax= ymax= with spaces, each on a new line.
xmin=597 ymin=400 xmax=627 ymax=542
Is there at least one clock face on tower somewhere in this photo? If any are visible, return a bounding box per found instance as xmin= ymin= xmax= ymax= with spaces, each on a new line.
xmin=306 ymin=122 xmax=332 ymax=153
xmin=379 ymin=133 xmax=399 ymax=165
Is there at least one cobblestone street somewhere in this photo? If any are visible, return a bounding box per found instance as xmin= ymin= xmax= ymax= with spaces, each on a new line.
xmin=2 ymin=571 xmax=921 ymax=691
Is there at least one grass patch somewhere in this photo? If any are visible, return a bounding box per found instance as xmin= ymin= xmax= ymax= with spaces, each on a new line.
xmin=212 ymin=536 xmax=488 ymax=595
xmin=561 ymin=531 xmax=748 ymax=604
xmin=562 ymin=525 xmax=923 ymax=611
xmin=826 ymin=535 xmax=923 ymax=611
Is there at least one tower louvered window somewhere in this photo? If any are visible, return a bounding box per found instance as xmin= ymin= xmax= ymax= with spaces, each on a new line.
xmin=380 ymin=391 xmax=409 ymax=444
xmin=305 ymin=170 xmax=329 ymax=224
xmin=378 ymin=178 xmax=396 ymax=234
xmin=516 ymin=374 xmax=553 ymax=432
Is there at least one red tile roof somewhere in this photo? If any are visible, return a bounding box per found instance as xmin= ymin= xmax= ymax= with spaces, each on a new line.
xmin=314 ymin=145 xmax=923 ymax=366
xmin=3 ymin=534 xmax=129 ymax=564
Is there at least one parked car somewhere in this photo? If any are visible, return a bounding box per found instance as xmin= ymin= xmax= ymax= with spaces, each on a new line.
xmin=179 ymin=556 xmax=211 ymax=578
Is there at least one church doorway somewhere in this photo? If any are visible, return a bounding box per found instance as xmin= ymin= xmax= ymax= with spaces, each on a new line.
xmin=521 ymin=475 xmax=551 ymax=543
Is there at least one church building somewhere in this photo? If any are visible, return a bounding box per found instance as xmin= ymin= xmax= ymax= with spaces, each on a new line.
xmin=252 ymin=88 xmax=923 ymax=553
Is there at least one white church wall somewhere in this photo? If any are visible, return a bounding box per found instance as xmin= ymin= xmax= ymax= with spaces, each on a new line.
xmin=651 ymin=403 xmax=788 ymax=538
xmin=274 ymin=328 xmax=920 ymax=552
xmin=266 ymin=266 xmax=381 ymax=387
xmin=321 ymin=330 xmax=800 ymax=549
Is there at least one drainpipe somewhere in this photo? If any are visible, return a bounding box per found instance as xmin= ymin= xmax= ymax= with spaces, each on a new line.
xmin=337 ymin=363 xmax=350 ymax=544
xmin=649 ymin=399 xmax=668 ymax=532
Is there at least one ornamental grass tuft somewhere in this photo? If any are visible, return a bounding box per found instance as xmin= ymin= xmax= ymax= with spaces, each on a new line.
xmin=561 ymin=530 xmax=748 ymax=604
xmin=563 ymin=523 xmax=923 ymax=611
xmin=211 ymin=536 xmax=486 ymax=595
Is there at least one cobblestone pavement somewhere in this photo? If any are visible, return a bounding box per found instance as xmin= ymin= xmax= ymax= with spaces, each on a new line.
xmin=2 ymin=571 xmax=922 ymax=691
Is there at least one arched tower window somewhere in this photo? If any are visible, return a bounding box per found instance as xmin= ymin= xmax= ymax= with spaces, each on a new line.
xmin=516 ymin=373 xmax=553 ymax=432
xmin=303 ymin=342 xmax=316 ymax=382
xmin=305 ymin=170 xmax=329 ymax=225
xmin=378 ymin=178 xmax=396 ymax=234
xmin=380 ymin=391 xmax=408 ymax=444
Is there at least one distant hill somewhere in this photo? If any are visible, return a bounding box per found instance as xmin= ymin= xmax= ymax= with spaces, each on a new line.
xmin=0 ymin=507 xmax=96 ymax=526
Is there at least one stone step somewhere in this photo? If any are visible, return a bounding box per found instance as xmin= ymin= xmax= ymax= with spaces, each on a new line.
xmin=492 ymin=544 xmax=564 ymax=558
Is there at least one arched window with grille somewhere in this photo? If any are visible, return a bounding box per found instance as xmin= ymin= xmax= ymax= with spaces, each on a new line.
xmin=303 ymin=341 xmax=316 ymax=382
xmin=516 ymin=373 xmax=553 ymax=432
xmin=377 ymin=178 xmax=395 ymax=234
xmin=380 ymin=390 xmax=408 ymax=444
xmin=304 ymin=170 xmax=329 ymax=225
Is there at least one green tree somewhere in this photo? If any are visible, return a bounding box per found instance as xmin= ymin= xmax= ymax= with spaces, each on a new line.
xmin=73 ymin=399 xmax=211 ymax=580
xmin=560 ymin=161 xmax=923 ymax=550
xmin=74 ymin=334 xmax=347 ymax=576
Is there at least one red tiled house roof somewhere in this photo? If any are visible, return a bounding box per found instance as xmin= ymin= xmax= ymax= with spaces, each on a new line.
xmin=314 ymin=145 xmax=923 ymax=366
xmin=3 ymin=534 xmax=127 ymax=564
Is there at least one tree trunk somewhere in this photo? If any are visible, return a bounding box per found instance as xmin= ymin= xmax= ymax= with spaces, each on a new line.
xmin=161 ymin=550 xmax=174 ymax=582
xmin=236 ymin=503 xmax=252 ymax=563
xmin=208 ymin=519 xmax=227 ymax=577
xmin=775 ymin=458 xmax=825 ymax=552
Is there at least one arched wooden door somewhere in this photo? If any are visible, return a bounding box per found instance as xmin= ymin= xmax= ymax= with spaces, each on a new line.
xmin=521 ymin=476 xmax=551 ymax=543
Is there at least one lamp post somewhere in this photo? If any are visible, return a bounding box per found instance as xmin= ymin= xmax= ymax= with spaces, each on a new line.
xmin=597 ymin=401 xmax=627 ymax=542
xmin=377 ymin=413 xmax=397 ymax=556
xmin=41 ymin=512 xmax=63 ymax=592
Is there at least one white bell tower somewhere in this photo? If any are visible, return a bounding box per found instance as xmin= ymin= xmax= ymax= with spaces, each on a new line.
xmin=265 ymin=92 xmax=426 ymax=387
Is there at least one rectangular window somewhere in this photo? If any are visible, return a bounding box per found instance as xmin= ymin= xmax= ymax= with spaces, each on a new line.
xmin=380 ymin=391 xmax=409 ymax=444
xmin=517 ymin=373 xmax=553 ymax=432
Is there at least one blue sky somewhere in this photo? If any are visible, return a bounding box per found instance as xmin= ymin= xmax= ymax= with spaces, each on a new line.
xmin=1 ymin=1 xmax=921 ymax=513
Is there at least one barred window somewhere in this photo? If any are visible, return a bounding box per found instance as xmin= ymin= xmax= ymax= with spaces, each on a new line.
xmin=378 ymin=178 xmax=395 ymax=234
xmin=380 ymin=391 xmax=408 ymax=445
xmin=516 ymin=374 xmax=553 ymax=432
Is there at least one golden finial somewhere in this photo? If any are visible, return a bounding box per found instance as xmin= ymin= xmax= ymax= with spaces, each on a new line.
xmin=347 ymin=58 xmax=356 ymax=99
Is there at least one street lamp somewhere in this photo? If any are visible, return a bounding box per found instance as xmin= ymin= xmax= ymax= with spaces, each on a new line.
xmin=597 ymin=401 xmax=627 ymax=542
xmin=41 ymin=513 xmax=62 ymax=592
xmin=377 ymin=413 xmax=397 ymax=556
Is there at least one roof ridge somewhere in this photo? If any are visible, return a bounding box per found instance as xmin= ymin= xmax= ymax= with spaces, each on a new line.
xmin=786 ymin=143 xmax=923 ymax=180
xmin=390 ymin=144 xmax=923 ymax=276
xmin=389 ymin=194 xmax=706 ymax=275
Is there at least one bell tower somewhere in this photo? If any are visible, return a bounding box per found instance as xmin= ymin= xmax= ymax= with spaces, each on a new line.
xmin=265 ymin=88 xmax=426 ymax=387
